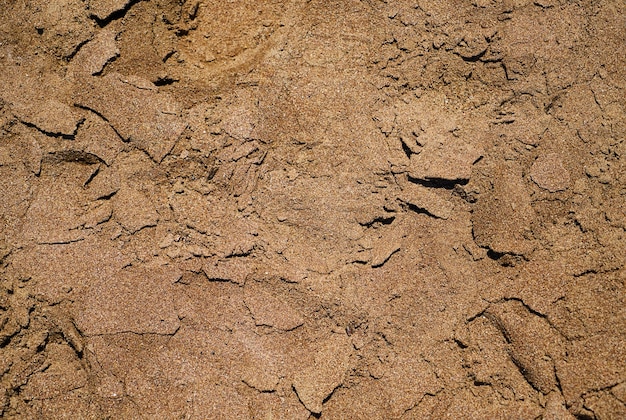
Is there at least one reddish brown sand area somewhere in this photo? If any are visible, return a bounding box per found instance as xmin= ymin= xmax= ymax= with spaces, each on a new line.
xmin=1 ymin=1 xmax=625 ymax=418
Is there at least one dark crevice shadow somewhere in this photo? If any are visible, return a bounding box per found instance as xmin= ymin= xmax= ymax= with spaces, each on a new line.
xmin=407 ymin=175 xmax=468 ymax=189
xmin=90 ymin=0 xmax=143 ymax=28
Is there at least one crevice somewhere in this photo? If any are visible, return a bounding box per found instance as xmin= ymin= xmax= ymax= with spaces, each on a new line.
xmin=453 ymin=338 xmax=468 ymax=349
xmin=36 ymin=238 xmax=85 ymax=245
xmin=85 ymin=327 xmax=180 ymax=338
xmin=483 ymin=310 xmax=512 ymax=343
xmin=90 ymin=0 xmax=143 ymax=28
xmin=533 ymin=1 xmax=555 ymax=9
xmin=466 ymin=306 xmax=489 ymax=323
xmin=457 ymin=49 xmax=487 ymax=63
xmin=64 ymin=37 xmax=93 ymax=62
xmin=407 ymin=175 xmax=468 ymax=189
xmin=554 ymin=364 xmax=565 ymax=395
xmin=507 ymin=351 xmax=544 ymax=393
xmin=490 ymin=296 xmax=548 ymax=319
xmin=153 ymin=76 xmax=178 ymax=86
xmin=162 ymin=50 xmax=176 ymax=63
xmin=573 ymin=269 xmax=598 ymax=278
xmin=485 ymin=249 xmax=527 ymax=266
xmin=574 ymin=412 xmax=595 ymax=420
xmin=321 ymin=383 xmax=342 ymax=406
xmin=83 ymin=165 xmax=101 ymax=187
xmin=93 ymin=54 xmax=119 ymax=76
xmin=400 ymin=138 xmax=413 ymax=158
xmin=486 ymin=249 xmax=505 ymax=260
xmin=96 ymin=190 xmax=118 ymax=201
xmin=20 ymin=119 xmax=84 ymax=140
xmin=241 ymin=379 xmax=276 ymax=394
xmin=452 ymin=184 xmax=477 ymax=203
xmin=407 ymin=202 xmax=446 ymax=220
xmin=472 ymin=378 xmax=491 ymax=387
xmin=73 ymin=104 xmax=126 ymax=142
xmin=205 ymin=276 xmax=239 ymax=285
xmin=358 ymin=215 xmax=395 ymax=227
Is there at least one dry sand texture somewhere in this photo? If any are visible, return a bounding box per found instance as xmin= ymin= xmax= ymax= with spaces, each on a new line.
xmin=0 ymin=0 xmax=625 ymax=418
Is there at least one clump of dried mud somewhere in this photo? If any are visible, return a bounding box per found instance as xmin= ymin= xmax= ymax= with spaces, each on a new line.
xmin=1 ymin=0 xmax=625 ymax=418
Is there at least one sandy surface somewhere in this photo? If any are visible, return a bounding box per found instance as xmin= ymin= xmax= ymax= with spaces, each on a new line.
xmin=0 ymin=0 xmax=625 ymax=418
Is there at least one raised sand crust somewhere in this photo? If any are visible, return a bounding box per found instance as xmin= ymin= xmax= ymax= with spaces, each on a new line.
xmin=0 ymin=1 xmax=624 ymax=418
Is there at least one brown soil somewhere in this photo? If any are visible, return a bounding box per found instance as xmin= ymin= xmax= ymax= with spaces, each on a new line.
xmin=1 ymin=0 xmax=625 ymax=418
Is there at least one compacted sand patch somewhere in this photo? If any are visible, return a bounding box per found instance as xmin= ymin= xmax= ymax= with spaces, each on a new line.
xmin=1 ymin=0 xmax=625 ymax=418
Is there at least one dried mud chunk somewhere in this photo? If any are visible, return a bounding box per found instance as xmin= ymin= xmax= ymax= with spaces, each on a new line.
xmin=0 ymin=162 xmax=32 ymax=218
xmin=380 ymin=356 xmax=442 ymax=418
xmin=482 ymin=257 xmax=571 ymax=316
xmin=472 ymin=163 xmax=535 ymax=256
xmin=371 ymin=224 xmax=403 ymax=268
xmin=217 ymin=222 xmax=259 ymax=258
xmin=319 ymin=383 xmax=381 ymax=419
xmin=530 ymin=153 xmax=570 ymax=192
xmin=113 ymin=187 xmax=158 ymax=233
xmin=293 ymin=334 xmax=352 ymax=414
xmin=22 ymin=132 xmax=43 ymax=175
xmin=7 ymin=238 xmax=131 ymax=305
xmin=42 ymin=308 xmax=85 ymax=355
xmin=514 ymin=259 xmax=569 ymax=315
xmin=550 ymin=85 xmax=603 ymax=132
xmin=279 ymin=244 xmax=330 ymax=275
xmin=485 ymin=300 xmax=564 ymax=394
xmin=75 ymin=73 xmax=185 ymax=162
xmin=22 ymin=164 xmax=97 ymax=244
xmin=31 ymin=0 xmax=94 ymax=58
xmin=454 ymin=27 xmax=488 ymax=61
xmin=68 ymin=27 xmax=119 ymax=77
xmin=86 ymin=167 xmax=120 ymax=200
xmin=73 ymin=114 xmax=123 ymax=166
xmin=584 ymin=391 xmax=626 ymax=420
xmin=8 ymin=353 xmax=47 ymax=390
xmin=241 ymin=356 xmax=280 ymax=392
xmin=0 ymin=239 xmax=10 ymax=263
xmin=354 ymin=207 xmax=395 ymax=227
xmin=221 ymin=105 xmax=258 ymax=141
xmin=323 ymin=356 xmax=441 ymax=419
xmin=495 ymin=100 xmax=551 ymax=146
xmin=441 ymin=388 xmax=543 ymax=419
xmin=408 ymin=138 xmax=482 ymax=182
xmin=202 ymin=258 xmax=251 ymax=285
xmin=15 ymin=99 xmax=81 ymax=137
xmin=368 ymin=218 xmax=409 ymax=268
xmin=80 ymin=201 xmax=113 ymax=228
xmin=240 ymin=338 xmax=281 ymax=392
xmin=399 ymin=183 xmax=453 ymax=219
xmin=21 ymin=343 xmax=87 ymax=400
xmin=612 ymin=381 xmax=626 ymax=405
xmin=244 ymin=282 xmax=303 ymax=331
xmin=373 ymin=106 xmax=395 ymax=136
xmin=170 ymin=191 xmax=214 ymax=234
xmin=76 ymin=266 xmax=181 ymax=335
xmin=543 ymin=391 xmax=576 ymax=420
xmin=459 ymin=316 xmax=534 ymax=397
xmin=557 ymin=334 xmax=626 ymax=409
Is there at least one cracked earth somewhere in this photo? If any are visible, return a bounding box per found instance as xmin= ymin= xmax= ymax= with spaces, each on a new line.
xmin=0 ymin=0 xmax=625 ymax=418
